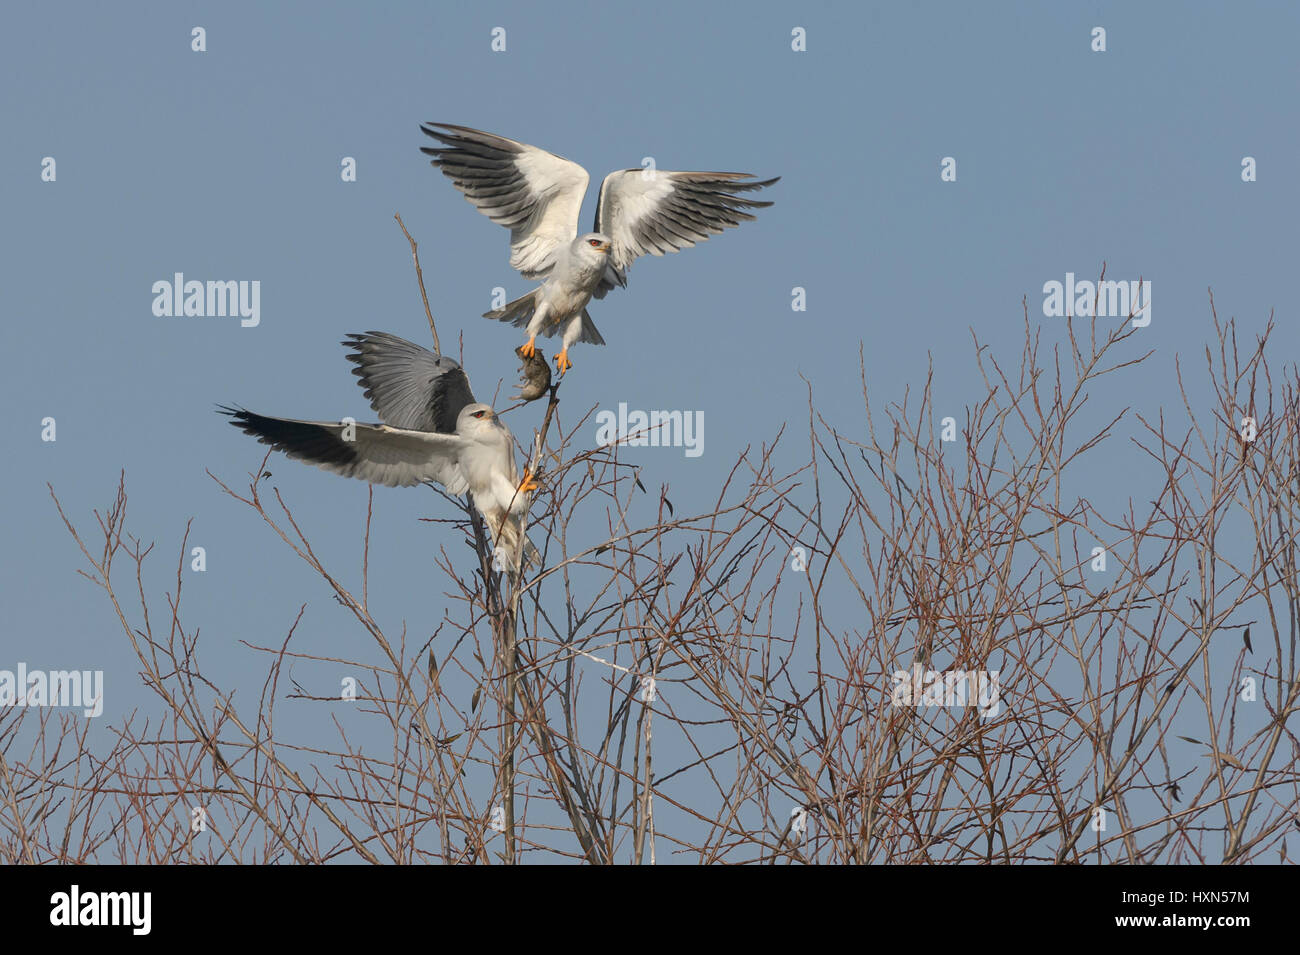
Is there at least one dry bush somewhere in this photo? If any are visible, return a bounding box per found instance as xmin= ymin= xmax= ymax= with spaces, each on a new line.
xmin=4 ymin=262 xmax=1297 ymax=865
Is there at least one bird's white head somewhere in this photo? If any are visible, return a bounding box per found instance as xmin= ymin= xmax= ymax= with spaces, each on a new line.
xmin=575 ymin=232 xmax=613 ymax=259
xmin=457 ymin=402 xmax=506 ymax=440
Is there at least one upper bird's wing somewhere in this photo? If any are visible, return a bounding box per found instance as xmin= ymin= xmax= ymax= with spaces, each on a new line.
xmin=220 ymin=407 xmax=471 ymax=492
xmin=344 ymin=331 xmax=474 ymax=434
xmin=420 ymin=123 xmax=590 ymax=279
xmin=591 ymin=169 xmax=778 ymax=298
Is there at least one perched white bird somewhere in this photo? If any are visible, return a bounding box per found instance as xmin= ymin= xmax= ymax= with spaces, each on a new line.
xmin=420 ymin=123 xmax=778 ymax=375
xmin=220 ymin=331 xmax=538 ymax=562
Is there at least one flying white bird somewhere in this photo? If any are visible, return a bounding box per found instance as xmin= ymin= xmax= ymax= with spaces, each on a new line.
xmin=220 ymin=331 xmax=538 ymax=562
xmin=420 ymin=123 xmax=778 ymax=375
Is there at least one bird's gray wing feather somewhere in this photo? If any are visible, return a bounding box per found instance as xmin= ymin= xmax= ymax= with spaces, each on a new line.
xmin=420 ymin=123 xmax=589 ymax=279
xmin=482 ymin=289 xmax=540 ymax=329
xmin=592 ymin=169 xmax=778 ymax=298
xmin=220 ymin=406 xmax=470 ymax=492
xmin=344 ymin=331 xmax=474 ymax=434
xmin=578 ymin=309 xmax=605 ymax=346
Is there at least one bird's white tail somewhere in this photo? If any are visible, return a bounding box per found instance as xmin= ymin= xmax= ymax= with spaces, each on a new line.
xmin=492 ymin=517 xmax=539 ymax=572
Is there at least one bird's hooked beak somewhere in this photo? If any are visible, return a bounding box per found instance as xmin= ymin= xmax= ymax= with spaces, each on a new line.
xmin=599 ymin=240 xmax=612 ymax=253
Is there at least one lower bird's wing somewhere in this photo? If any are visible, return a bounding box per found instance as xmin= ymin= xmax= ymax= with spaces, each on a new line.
xmin=344 ymin=331 xmax=474 ymax=434
xmin=220 ymin=406 xmax=470 ymax=492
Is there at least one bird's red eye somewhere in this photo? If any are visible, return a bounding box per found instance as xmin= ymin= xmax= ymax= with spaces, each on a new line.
xmin=588 ymin=238 xmax=600 ymax=246
xmin=473 ymin=410 xmax=485 ymax=418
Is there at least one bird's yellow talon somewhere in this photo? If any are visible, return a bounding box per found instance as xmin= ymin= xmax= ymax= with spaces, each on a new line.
xmin=520 ymin=336 xmax=537 ymax=359
xmin=555 ymin=349 xmax=573 ymax=376
xmin=518 ymin=468 xmax=539 ymax=494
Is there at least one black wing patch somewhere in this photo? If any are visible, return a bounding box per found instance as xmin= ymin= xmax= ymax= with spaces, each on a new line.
xmin=219 ymin=406 xmax=360 ymax=469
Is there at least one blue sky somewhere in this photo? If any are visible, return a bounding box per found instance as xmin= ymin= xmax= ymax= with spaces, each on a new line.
xmin=2 ymin=1 xmax=1297 ymax=860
